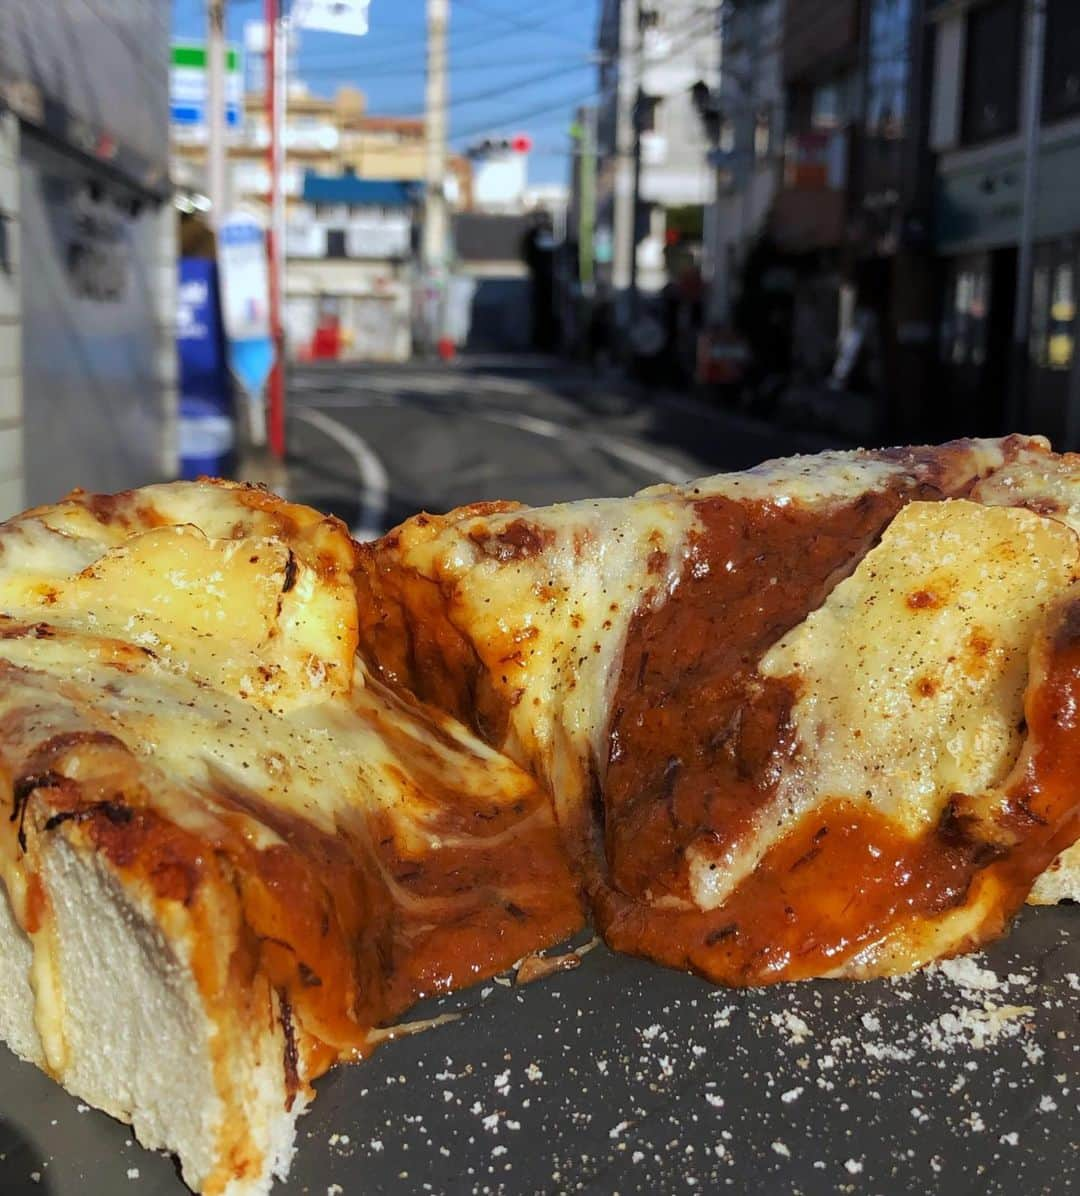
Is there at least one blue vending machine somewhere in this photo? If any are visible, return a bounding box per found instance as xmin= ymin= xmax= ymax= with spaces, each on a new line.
xmin=176 ymin=258 xmax=235 ymax=478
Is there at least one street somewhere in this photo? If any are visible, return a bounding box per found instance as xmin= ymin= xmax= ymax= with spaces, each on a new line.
xmin=285 ymin=356 xmax=843 ymax=536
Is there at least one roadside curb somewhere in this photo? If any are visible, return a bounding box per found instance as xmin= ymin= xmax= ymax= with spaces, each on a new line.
xmin=234 ymin=449 xmax=291 ymax=498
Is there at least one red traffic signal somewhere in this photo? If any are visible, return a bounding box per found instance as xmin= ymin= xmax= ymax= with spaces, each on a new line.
xmin=510 ymin=134 xmax=533 ymax=154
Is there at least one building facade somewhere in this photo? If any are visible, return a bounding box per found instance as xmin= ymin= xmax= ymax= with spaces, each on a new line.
xmin=0 ymin=0 xmax=176 ymax=513
xmin=285 ymin=173 xmax=417 ymax=362
xmin=595 ymin=0 xmax=721 ymax=308
xmin=172 ymin=85 xmax=472 ymax=220
xmin=707 ymin=0 xmax=787 ymax=325
xmin=931 ymin=0 xmax=1080 ymax=446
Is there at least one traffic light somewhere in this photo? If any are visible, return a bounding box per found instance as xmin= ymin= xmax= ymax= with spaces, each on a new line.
xmin=466 ymin=135 xmax=533 ymax=158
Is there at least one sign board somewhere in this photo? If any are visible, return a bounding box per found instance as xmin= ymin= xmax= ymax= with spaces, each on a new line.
xmin=292 ymin=0 xmax=371 ymax=36
xmin=170 ymin=42 xmax=243 ymax=131
xmin=218 ymin=211 xmax=274 ymax=442
xmin=219 ymin=211 xmax=271 ymax=343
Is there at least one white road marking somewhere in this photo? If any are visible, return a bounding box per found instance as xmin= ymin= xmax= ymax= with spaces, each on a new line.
xmin=292 ymin=407 xmax=389 ymax=541
xmin=293 ymin=387 xmax=693 ymax=490
xmin=599 ymin=437 xmax=692 ymax=485
xmin=480 ymin=411 xmax=691 ymax=485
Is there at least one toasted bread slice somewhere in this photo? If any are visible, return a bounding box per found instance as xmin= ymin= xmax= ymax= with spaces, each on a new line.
xmin=0 ymin=479 xmax=580 ymax=1194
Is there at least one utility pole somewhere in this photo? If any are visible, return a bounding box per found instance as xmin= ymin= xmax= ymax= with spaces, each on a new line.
xmin=627 ymin=0 xmax=644 ymax=326
xmin=207 ymin=0 xmax=228 ymax=227
xmin=579 ymin=106 xmax=597 ymax=291
xmin=423 ymin=0 xmax=450 ymax=351
xmin=266 ymin=0 xmax=287 ymax=458
xmin=1011 ymin=0 xmax=1047 ymax=433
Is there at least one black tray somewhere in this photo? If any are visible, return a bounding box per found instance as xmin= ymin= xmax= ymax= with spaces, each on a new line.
xmin=0 ymin=906 xmax=1076 ymax=1194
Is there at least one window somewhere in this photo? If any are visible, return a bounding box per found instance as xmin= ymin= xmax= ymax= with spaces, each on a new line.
xmin=941 ymin=257 xmax=990 ymax=367
xmin=754 ymin=107 xmax=772 ymax=159
xmin=811 ymin=81 xmax=842 ymax=130
xmin=961 ymin=0 xmax=1022 ymax=144
xmin=1043 ymin=0 xmax=1080 ymax=123
xmin=1030 ymin=243 xmax=1077 ymax=370
xmin=1049 ymin=263 xmax=1076 ymax=369
xmin=326 ymin=229 xmax=347 ymax=258
xmin=636 ymin=95 xmax=660 ymax=134
xmin=1031 ymin=262 xmax=1051 ymax=367
xmin=866 ymin=0 xmax=910 ymax=138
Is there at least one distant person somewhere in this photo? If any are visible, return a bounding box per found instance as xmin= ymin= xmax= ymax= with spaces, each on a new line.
xmin=588 ymin=289 xmax=614 ymax=376
xmin=522 ymin=212 xmax=557 ymax=352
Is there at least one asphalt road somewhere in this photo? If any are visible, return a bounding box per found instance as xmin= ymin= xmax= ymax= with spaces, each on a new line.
xmin=283 ymin=356 xmax=842 ymax=537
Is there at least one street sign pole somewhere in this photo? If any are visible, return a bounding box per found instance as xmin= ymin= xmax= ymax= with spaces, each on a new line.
xmin=265 ymin=0 xmax=287 ymax=459
xmin=423 ymin=0 xmax=450 ymax=355
xmin=207 ymin=0 xmax=228 ymax=227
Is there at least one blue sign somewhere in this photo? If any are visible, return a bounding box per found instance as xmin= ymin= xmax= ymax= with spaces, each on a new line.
xmin=177 ymin=258 xmax=234 ymax=478
xmin=170 ymin=103 xmax=241 ymax=128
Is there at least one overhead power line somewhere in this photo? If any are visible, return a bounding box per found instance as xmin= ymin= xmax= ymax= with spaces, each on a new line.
xmin=300 ymin=48 xmax=599 ymax=79
xmin=295 ymin=0 xmax=594 ymax=65
xmin=445 ymin=7 xmax=724 ymax=143
xmin=356 ymin=57 xmax=595 ymax=117
xmin=451 ymin=0 xmax=598 ymax=51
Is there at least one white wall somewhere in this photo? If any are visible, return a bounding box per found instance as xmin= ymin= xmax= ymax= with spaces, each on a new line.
xmin=285 ymin=259 xmax=412 ymax=362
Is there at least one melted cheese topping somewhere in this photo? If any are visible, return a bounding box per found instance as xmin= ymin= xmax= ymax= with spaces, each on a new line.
xmin=0 ymin=483 xmax=358 ymax=710
xmin=642 ymin=437 xmax=1029 ymax=505
xmin=379 ymin=495 xmax=698 ymax=834
xmin=367 ymin=441 xmax=1045 ymax=868
xmin=726 ymin=500 xmax=1078 ymax=906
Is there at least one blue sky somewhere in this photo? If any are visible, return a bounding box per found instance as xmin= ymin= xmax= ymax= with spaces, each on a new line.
xmin=172 ymin=0 xmax=600 ymax=184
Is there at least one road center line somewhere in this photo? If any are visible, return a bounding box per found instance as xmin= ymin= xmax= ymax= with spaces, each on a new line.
xmin=291 ymin=407 xmax=390 ymax=541
xmin=479 ymin=411 xmax=691 ymax=485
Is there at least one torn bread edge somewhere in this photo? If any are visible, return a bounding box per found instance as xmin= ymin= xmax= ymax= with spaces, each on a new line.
xmin=0 ymin=815 xmax=308 ymax=1196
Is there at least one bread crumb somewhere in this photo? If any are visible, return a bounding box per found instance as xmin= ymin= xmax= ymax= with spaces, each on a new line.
xmin=769 ymin=1010 xmax=811 ymax=1044
xmin=936 ymin=957 xmax=1004 ymax=991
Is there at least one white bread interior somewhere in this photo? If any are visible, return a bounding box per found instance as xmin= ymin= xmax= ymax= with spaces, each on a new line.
xmin=1029 ymin=842 xmax=1080 ymax=905
xmin=0 ymin=828 xmax=304 ymax=1196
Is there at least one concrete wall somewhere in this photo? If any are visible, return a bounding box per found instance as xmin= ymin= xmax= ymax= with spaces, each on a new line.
xmin=0 ymin=0 xmax=175 ymax=509
xmin=19 ymin=135 xmax=176 ymax=506
xmin=0 ymin=0 xmax=169 ymax=182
